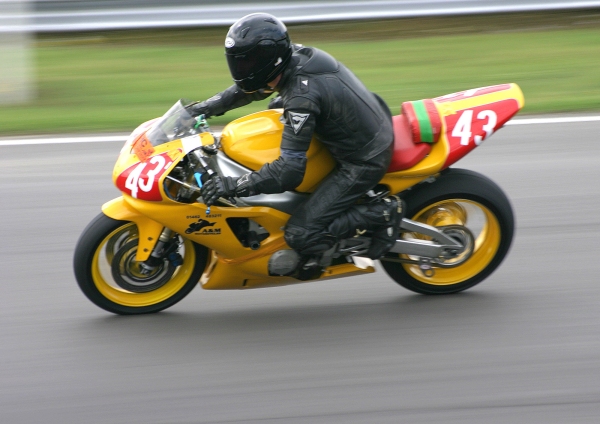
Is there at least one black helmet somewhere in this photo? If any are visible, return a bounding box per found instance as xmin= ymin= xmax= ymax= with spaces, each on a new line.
xmin=225 ymin=13 xmax=292 ymax=93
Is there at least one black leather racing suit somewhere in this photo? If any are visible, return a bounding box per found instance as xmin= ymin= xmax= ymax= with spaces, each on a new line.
xmin=197 ymin=46 xmax=394 ymax=255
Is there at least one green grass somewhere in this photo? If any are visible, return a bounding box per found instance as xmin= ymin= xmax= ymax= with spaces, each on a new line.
xmin=1 ymin=10 xmax=599 ymax=135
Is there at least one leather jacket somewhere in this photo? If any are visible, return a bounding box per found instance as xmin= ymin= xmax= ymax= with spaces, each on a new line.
xmin=277 ymin=45 xmax=393 ymax=162
xmin=197 ymin=45 xmax=393 ymax=195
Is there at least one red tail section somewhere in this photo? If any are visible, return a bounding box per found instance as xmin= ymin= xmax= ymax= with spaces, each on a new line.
xmin=387 ymin=84 xmax=524 ymax=172
xmin=439 ymin=85 xmax=523 ymax=168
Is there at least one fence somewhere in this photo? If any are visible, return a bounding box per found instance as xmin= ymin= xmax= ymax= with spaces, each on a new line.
xmin=2 ymin=0 xmax=600 ymax=32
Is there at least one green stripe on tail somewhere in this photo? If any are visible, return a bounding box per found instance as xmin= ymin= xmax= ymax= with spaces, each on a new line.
xmin=412 ymin=100 xmax=434 ymax=144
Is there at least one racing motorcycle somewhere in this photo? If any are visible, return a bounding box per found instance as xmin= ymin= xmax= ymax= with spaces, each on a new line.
xmin=74 ymin=83 xmax=523 ymax=315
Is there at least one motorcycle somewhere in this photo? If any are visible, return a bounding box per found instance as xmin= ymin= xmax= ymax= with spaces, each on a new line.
xmin=74 ymin=83 xmax=523 ymax=315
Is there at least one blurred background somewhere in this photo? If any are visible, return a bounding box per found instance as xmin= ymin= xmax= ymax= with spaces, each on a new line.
xmin=0 ymin=0 xmax=599 ymax=135
xmin=2 ymin=3 xmax=600 ymax=424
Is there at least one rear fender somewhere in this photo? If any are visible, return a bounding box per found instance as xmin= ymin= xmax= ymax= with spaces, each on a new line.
xmin=436 ymin=83 xmax=525 ymax=168
xmin=102 ymin=197 xmax=164 ymax=262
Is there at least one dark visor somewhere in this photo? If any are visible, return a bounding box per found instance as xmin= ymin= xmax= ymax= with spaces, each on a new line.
xmin=226 ymin=40 xmax=278 ymax=82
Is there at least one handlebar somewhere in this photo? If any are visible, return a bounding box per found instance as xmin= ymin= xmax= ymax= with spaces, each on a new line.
xmin=188 ymin=148 xmax=217 ymax=184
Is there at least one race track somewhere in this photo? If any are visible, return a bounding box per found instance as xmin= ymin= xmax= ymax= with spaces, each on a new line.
xmin=1 ymin=118 xmax=600 ymax=423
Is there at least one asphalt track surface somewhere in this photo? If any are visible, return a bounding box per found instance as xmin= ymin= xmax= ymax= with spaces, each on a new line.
xmin=1 ymin=118 xmax=600 ymax=423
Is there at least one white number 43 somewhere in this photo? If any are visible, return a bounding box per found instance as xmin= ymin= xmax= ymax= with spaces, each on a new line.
xmin=124 ymin=155 xmax=166 ymax=198
xmin=452 ymin=109 xmax=497 ymax=146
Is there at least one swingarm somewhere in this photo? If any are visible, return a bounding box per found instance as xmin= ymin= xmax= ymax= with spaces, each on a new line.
xmin=387 ymin=218 xmax=465 ymax=257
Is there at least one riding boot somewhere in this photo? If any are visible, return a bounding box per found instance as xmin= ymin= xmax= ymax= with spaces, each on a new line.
xmin=367 ymin=196 xmax=404 ymax=259
xmin=326 ymin=195 xmax=404 ymax=259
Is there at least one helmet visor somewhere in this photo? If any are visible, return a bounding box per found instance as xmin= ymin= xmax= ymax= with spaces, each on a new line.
xmin=226 ymin=40 xmax=280 ymax=91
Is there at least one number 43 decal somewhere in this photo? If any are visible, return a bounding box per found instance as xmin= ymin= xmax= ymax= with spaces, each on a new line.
xmin=116 ymin=153 xmax=172 ymax=201
xmin=451 ymin=109 xmax=497 ymax=146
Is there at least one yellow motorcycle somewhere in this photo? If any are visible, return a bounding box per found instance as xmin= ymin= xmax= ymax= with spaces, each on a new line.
xmin=74 ymin=83 xmax=524 ymax=314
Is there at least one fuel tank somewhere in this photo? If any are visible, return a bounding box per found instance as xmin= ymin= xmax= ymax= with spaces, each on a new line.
xmin=219 ymin=109 xmax=335 ymax=193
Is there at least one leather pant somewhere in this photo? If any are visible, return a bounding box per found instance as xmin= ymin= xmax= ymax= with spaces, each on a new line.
xmin=284 ymin=144 xmax=393 ymax=255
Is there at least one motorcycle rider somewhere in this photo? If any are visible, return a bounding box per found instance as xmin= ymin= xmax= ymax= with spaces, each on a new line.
xmin=192 ymin=13 xmax=404 ymax=274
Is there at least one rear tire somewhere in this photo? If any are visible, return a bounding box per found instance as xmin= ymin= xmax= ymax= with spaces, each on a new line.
xmin=74 ymin=213 xmax=208 ymax=314
xmin=381 ymin=168 xmax=514 ymax=294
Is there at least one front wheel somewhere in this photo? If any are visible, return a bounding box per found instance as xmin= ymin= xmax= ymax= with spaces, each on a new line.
xmin=74 ymin=213 xmax=208 ymax=314
xmin=381 ymin=168 xmax=514 ymax=294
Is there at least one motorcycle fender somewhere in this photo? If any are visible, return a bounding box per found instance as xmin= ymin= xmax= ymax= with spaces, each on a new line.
xmin=102 ymin=197 xmax=164 ymax=262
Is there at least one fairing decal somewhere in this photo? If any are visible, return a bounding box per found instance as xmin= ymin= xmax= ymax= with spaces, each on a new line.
xmin=115 ymin=152 xmax=174 ymax=201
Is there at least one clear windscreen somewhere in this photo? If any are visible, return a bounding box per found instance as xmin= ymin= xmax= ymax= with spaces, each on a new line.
xmin=146 ymin=100 xmax=207 ymax=146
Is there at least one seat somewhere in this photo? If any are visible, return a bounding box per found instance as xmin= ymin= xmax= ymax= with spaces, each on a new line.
xmin=387 ymin=115 xmax=432 ymax=172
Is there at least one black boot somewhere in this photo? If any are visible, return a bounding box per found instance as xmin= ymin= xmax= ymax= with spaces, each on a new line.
xmin=325 ymin=196 xmax=405 ymax=259
xmin=367 ymin=196 xmax=404 ymax=259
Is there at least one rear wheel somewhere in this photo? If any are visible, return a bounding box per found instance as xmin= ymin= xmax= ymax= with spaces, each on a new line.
xmin=74 ymin=213 xmax=208 ymax=314
xmin=381 ymin=169 xmax=514 ymax=294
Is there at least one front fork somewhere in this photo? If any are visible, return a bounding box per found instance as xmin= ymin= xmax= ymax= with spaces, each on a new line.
xmin=138 ymin=227 xmax=183 ymax=274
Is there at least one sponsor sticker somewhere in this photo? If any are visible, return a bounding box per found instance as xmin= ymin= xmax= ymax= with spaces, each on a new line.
xmin=131 ymin=134 xmax=155 ymax=162
xmin=185 ymin=218 xmax=219 ymax=234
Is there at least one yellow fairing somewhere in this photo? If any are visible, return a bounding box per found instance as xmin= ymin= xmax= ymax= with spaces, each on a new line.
xmin=436 ymin=83 xmax=525 ymax=115
xmin=380 ymin=136 xmax=450 ymax=193
xmin=220 ymin=110 xmax=335 ymax=192
xmin=104 ymin=194 xmax=374 ymax=290
xmin=113 ymin=131 xmax=215 ymax=187
xmin=102 ymin=197 xmax=165 ymax=262
xmin=107 ymin=131 xmax=217 ymax=261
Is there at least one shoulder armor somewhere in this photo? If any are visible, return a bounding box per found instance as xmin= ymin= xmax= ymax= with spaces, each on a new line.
xmin=297 ymin=47 xmax=339 ymax=74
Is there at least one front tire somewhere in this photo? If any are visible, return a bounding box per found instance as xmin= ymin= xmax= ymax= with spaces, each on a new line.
xmin=381 ymin=168 xmax=514 ymax=294
xmin=74 ymin=213 xmax=208 ymax=314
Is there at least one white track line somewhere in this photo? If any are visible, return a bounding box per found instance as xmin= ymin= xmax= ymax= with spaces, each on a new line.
xmin=505 ymin=116 xmax=600 ymax=125
xmin=1 ymin=115 xmax=599 ymax=146
xmin=0 ymin=135 xmax=129 ymax=146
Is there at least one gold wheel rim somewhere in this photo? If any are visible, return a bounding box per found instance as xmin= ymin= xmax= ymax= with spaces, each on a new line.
xmin=401 ymin=199 xmax=501 ymax=285
xmin=91 ymin=224 xmax=197 ymax=307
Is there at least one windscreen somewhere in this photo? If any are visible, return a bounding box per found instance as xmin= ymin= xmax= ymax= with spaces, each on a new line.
xmin=146 ymin=100 xmax=205 ymax=146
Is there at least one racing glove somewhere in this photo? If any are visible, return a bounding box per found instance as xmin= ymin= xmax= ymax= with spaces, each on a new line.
xmin=200 ymin=176 xmax=236 ymax=207
xmin=200 ymin=174 xmax=257 ymax=207
xmin=188 ymin=101 xmax=212 ymax=119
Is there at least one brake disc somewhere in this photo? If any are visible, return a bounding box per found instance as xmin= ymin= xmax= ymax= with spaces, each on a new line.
xmin=110 ymin=239 xmax=176 ymax=293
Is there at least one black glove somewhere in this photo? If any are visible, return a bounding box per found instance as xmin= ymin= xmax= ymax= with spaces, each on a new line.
xmin=188 ymin=102 xmax=212 ymax=118
xmin=201 ymin=176 xmax=237 ymax=207
xmin=268 ymin=96 xmax=283 ymax=109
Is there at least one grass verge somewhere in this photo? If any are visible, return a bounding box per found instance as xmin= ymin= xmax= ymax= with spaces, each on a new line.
xmin=1 ymin=10 xmax=599 ymax=135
